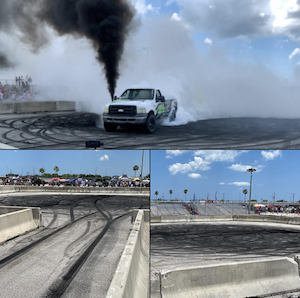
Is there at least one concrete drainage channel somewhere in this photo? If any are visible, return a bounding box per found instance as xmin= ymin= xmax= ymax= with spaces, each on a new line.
xmin=151 ymin=214 xmax=300 ymax=298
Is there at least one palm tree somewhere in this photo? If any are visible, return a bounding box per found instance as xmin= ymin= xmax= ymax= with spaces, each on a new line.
xmin=243 ymin=189 xmax=248 ymax=202
xmin=169 ymin=189 xmax=173 ymax=200
xmin=133 ymin=165 xmax=139 ymax=177
xmin=53 ymin=166 xmax=59 ymax=176
xmin=184 ymin=189 xmax=188 ymax=202
xmin=155 ymin=191 xmax=158 ymax=200
xmin=39 ymin=167 xmax=45 ymax=176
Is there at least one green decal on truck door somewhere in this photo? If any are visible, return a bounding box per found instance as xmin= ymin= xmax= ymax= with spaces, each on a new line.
xmin=157 ymin=104 xmax=165 ymax=118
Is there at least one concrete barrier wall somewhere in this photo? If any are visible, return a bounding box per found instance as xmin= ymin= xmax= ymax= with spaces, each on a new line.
xmin=0 ymin=186 xmax=150 ymax=194
xmin=56 ymin=101 xmax=76 ymax=111
xmin=158 ymin=258 xmax=300 ymax=298
xmin=106 ymin=209 xmax=150 ymax=298
xmin=0 ymin=101 xmax=75 ymax=114
xmin=0 ymin=207 xmax=41 ymax=244
xmin=152 ymin=214 xmax=300 ymax=226
xmin=151 ymin=215 xmax=234 ymax=223
xmin=0 ymin=206 xmax=30 ymax=215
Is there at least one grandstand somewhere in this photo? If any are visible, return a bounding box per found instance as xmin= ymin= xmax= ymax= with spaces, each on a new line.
xmin=151 ymin=201 xmax=250 ymax=216
xmin=151 ymin=203 xmax=189 ymax=216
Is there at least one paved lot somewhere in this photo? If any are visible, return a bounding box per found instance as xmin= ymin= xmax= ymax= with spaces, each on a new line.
xmin=1 ymin=112 xmax=300 ymax=149
xmin=0 ymin=193 xmax=148 ymax=298
xmin=151 ymin=221 xmax=300 ymax=271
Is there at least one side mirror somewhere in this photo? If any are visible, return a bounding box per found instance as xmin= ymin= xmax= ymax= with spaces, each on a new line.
xmin=156 ymin=95 xmax=165 ymax=102
xmin=113 ymin=95 xmax=117 ymax=101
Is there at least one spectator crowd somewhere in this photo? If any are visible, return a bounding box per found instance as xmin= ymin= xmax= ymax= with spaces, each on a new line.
xmin=0 ymin=75 xmax=34 ymax=101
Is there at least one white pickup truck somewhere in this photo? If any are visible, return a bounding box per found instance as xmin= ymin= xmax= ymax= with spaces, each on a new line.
xmin=103 ymin=88 xmax=177 ymax=133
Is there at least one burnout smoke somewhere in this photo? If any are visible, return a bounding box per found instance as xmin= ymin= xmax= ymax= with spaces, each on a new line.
xmin=0 ymin=0 xmax=135 ymax=99
xmin=40 ymin=0 xmax=135 ymax=99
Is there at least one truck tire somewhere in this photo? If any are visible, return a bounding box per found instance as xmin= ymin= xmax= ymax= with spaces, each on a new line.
xmin=169 ymin=109 xmax=176 ymax=122
xmin=104 ymin=122 xmax=118 ymax=132
xmin=145 ymin=114 xmax=156 ymax=133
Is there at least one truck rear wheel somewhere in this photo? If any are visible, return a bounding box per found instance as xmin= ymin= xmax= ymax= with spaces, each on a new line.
xmin=145 ymin=114 xmax=156 ymax=133
xmin=169 ymin=110 xmax=176 ymax=122
xmin=104 ymin=122 xmax=118 ymax=132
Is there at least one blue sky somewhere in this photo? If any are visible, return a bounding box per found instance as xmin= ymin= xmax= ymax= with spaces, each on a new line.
xmin=151 ymin=150 xmax=300 ymax=202
xmin=133 ymin=0 xmax=300 ymax=81
xmin=0 ymin=150 xmax=150 ymax=178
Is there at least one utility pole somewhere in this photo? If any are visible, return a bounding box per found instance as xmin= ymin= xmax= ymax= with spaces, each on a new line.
xmin=245 ymin=168 xmax=256 ymax=214
xmin=273 ymin=192 xmax=275 ymax=206
xmin=140 ymin=150 xmax=144 ymax=181
xmin=292 ymin=193 xmax=295 ymax=204
xmin=222 ymin=193 xmax=225 ymax=201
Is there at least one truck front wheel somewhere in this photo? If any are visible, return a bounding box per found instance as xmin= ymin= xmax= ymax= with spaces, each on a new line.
xmin=104 ymin=122 xmax=118 ymax=132
xmin=145 ymin=114 xmax=156 ymax=133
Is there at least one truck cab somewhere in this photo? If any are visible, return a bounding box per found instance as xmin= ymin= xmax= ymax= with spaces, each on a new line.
xmin=103 ymin=88 xmax=177 ymax=133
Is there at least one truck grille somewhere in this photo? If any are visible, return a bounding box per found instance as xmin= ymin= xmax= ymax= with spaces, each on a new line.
xmin=109 ymin=105 xmax=136 ymax=116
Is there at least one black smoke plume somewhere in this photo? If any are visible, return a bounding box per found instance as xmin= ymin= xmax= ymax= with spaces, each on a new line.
xmin=0 ymin=0 xmax=135 ymax=99
xmin=0 ymin=53 xmax=13 ymax=68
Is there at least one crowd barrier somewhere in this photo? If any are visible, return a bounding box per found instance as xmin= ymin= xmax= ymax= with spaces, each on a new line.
xmin=106 ymin=209 xmax=150 ymax=298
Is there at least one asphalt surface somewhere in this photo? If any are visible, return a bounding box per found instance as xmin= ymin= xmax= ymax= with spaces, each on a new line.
xmin=0 ymin=193 xmax=148 ymax=298
xmin=151 ymin=222 xmax=300 ymax=271
xmin=2 ymin=112 xmax=300 ymax=149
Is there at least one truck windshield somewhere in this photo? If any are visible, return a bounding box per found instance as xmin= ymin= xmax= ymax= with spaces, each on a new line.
xmin=119 ymin=89 xmax=154 ymax=100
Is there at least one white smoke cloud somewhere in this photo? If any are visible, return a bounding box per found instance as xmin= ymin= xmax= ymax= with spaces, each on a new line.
xmin=3 ymin=7 xmax=300 ymax=127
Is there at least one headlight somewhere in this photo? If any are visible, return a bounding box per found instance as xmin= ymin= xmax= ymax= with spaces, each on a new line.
xmin=104 ymin=106 xmax=109 ymax=113
xmin=137 ymin=107 xmax=146 ymax=114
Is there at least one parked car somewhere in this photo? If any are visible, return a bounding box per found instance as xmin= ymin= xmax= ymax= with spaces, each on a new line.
xmin=87 ymin=180 xmax=103 ymax=187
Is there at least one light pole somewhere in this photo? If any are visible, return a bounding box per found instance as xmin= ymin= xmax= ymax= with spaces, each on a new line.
xmin=245 ymin=168 xmax=256 ymax=214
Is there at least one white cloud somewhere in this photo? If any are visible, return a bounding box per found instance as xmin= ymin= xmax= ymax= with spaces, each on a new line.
xmin=228 ymin=181 xmax=250 ymax=186
xmin=219 ymin=182 xmax=225 ymax=185
xmin=261 ymin=150 xmax=282 ymax=161
xmin=169 ymin=156 xmax=211 ymax=175
xmin=99 ymin=154 xmax=109 ymax=161
xmin=194 ymin=150 xmax=246 ymax=162
xmin=171 ymin=13 xmax=181 ymax=22
xmin=204 ymin=38 xmax=213 ymax=45
xmin=228 ymin=164 xmax=264 ymax=172
xmin=166 ymin=150 xmax=187 ymax=158
xmin=188 ymin=173 xmax=202 ymax=179
xmin=169 ymin=0 xmax=273 ymax=38
xmin=289 ymin=48 xmax=300 ymax=60
xmin=133 ymin=0 xmax=158 ymax=15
